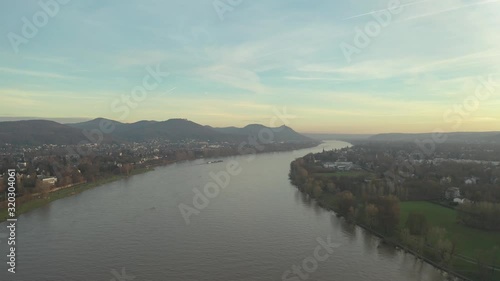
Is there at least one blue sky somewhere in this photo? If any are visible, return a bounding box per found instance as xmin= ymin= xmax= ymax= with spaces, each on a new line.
xmin=1 ymin=0 xmax=499 ymax=133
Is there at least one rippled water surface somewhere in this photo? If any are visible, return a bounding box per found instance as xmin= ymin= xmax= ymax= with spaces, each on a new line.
xmin=0 ymin=141 xmax=448 ymax=281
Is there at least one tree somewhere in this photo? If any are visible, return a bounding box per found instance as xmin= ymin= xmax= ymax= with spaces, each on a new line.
xmin=71 ymin=168 xmax=84 ymax=184
xmin=325 ymin=181 xmax=337 ymax=194
xmin=0 ymin=177 xmax=5 ymax=201
xmin=425 ymin=227 xmax=455 ymax=266
xmin=0 ymin=177 xmax=6 ymax=193
xmin=313 ymin=182 xmax=323 ymax=198
xmin=336 ymin=191 xmax=356 ymax=221
xmin=120 ymin=163 xmax=133 ymax=176
xmin=35 ymin=179 xmax=51 ymax=198
xmin=458 ymin=201 xmax=500 ymax=230
xmin=365 ymin=203 xmax=379 ymax=229
xmin=405 ymin=212 xmax=429 ymax=236
xmin=375 ymin=195 xmax=400 ymax=235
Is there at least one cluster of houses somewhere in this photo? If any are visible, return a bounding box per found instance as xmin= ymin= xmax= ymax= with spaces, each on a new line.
xmin=0 ymin=171 xmax=59 ymax=188
xmin=441 ymin=175 xmax=490 ymax=204
xmin=444 ymin=187 xmax=468 ymax=204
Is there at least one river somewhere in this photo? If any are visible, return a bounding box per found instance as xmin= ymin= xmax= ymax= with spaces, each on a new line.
xmin=0 ymin=141 xmax=449 ymax=281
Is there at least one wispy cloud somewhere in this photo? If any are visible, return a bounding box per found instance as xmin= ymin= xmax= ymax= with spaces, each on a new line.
xmin=297 ymin=49 xmax=500 ymax=81
xmin=0 ymin=67 xmax=79 ymax=80
xmin=403 ymin=0 xmax=500 ymax=21
xmin=1 ymin=0 xmax=500 ymax=133
xmin=342 ymin=0 xmax=432 ymax=20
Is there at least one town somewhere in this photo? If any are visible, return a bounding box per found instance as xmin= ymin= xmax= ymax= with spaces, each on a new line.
xmin=0 ymin=139 xmax=318 ymax=205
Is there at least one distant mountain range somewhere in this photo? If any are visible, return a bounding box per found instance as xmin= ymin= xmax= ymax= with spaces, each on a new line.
xmin=3 ymin=118 xmax=499 ymax=145
xmin=0 ymin=118 xmax=314 ymax=145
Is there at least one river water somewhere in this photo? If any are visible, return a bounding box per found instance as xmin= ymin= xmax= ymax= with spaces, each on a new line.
xmin=0 ymin=141 xmax=449 ymax=281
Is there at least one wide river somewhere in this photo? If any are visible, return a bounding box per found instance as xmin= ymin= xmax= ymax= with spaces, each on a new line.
xmin=1 ymin=141 xmax=450 ymax=281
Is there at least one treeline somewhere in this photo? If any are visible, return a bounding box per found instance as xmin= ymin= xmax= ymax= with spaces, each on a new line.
xmin=458 ymin=202 xmax=500 ymax=230
xmin=290 ymin=155 xmax=466 ymax=270
xmin=400 ymin=212 xmax=457 ymax=267
xmin=290 ymin=158 xmax=401 ymax=236
xmin=315 ymin=143 xmax=500 ymax=203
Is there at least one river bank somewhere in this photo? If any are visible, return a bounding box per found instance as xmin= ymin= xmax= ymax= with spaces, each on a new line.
xmin=292 ymin=162 xmax=480 ymax=281
xmin=0 ymin=141 xmax=320 ymax=223
xmin=0 ymin=167 xmax=154 ymax=223
xmin=1 ymin=140 xmax=450 ymax=281
xmin=311 ymin=192 xmax=472 ymax=281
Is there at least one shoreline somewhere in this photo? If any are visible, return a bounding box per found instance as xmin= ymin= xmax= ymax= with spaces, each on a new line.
xmin=315 ymin=197 xmax=472 ymax=281
xmin=0 ymin=142 xmax=320 ymax=223
xmin=0 ymin=167 xmax=154 ymax=223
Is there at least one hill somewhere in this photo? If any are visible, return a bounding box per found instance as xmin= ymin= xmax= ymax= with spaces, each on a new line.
xmin=0 ymin=118 xmax=319 ymax=145
xmin=68 ymin=118 xmax=240 ymax=142
xmin=214 ymin=124 xmax=314 ymax=142
xmin=3 ymin=118 xmax=499 ymax=146
xmin=0 ymin=120 xmax=87 ymax=145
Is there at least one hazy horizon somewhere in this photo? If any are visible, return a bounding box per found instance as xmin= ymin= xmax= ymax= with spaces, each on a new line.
xmin=1 ymin=0 xmax=500 ymax=134
xmin=3 ymin=116 xmax=500 ymax=135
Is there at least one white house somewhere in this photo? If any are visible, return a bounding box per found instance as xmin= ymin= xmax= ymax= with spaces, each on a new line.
xmin=445 ymin=187 xmax=461 ymax=200
xmin=323 ymin=162 xmax=336 ymax=168
xmin=440 ymin=176 xmax=452 ymax=184
xmin=335 ymin=162 xmax=353 ymax=171
xmin=322 ymin=161 xmax=353 ymax=171
xmin=41 ymin=177 xmax=58 ymax=186
xmin=465 ymin=177 xmax=478 ymax=185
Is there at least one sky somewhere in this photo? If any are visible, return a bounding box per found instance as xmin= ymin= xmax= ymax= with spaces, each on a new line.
xmin=1 ymin=0 xmax=500 ymax=134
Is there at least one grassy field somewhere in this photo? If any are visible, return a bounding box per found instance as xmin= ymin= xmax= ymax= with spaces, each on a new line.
xmin=400 ymin=201 xmax=500 ymax=261
xmin=0 ymin=167 xmax=153 ymax=222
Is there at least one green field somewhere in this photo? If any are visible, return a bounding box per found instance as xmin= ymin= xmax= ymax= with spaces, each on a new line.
xmin=400 ymin=201 xmax=500 ymax=261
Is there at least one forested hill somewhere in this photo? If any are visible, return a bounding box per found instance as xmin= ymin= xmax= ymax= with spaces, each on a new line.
xmin=0 ymin=118 xmax=314 ymax=145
